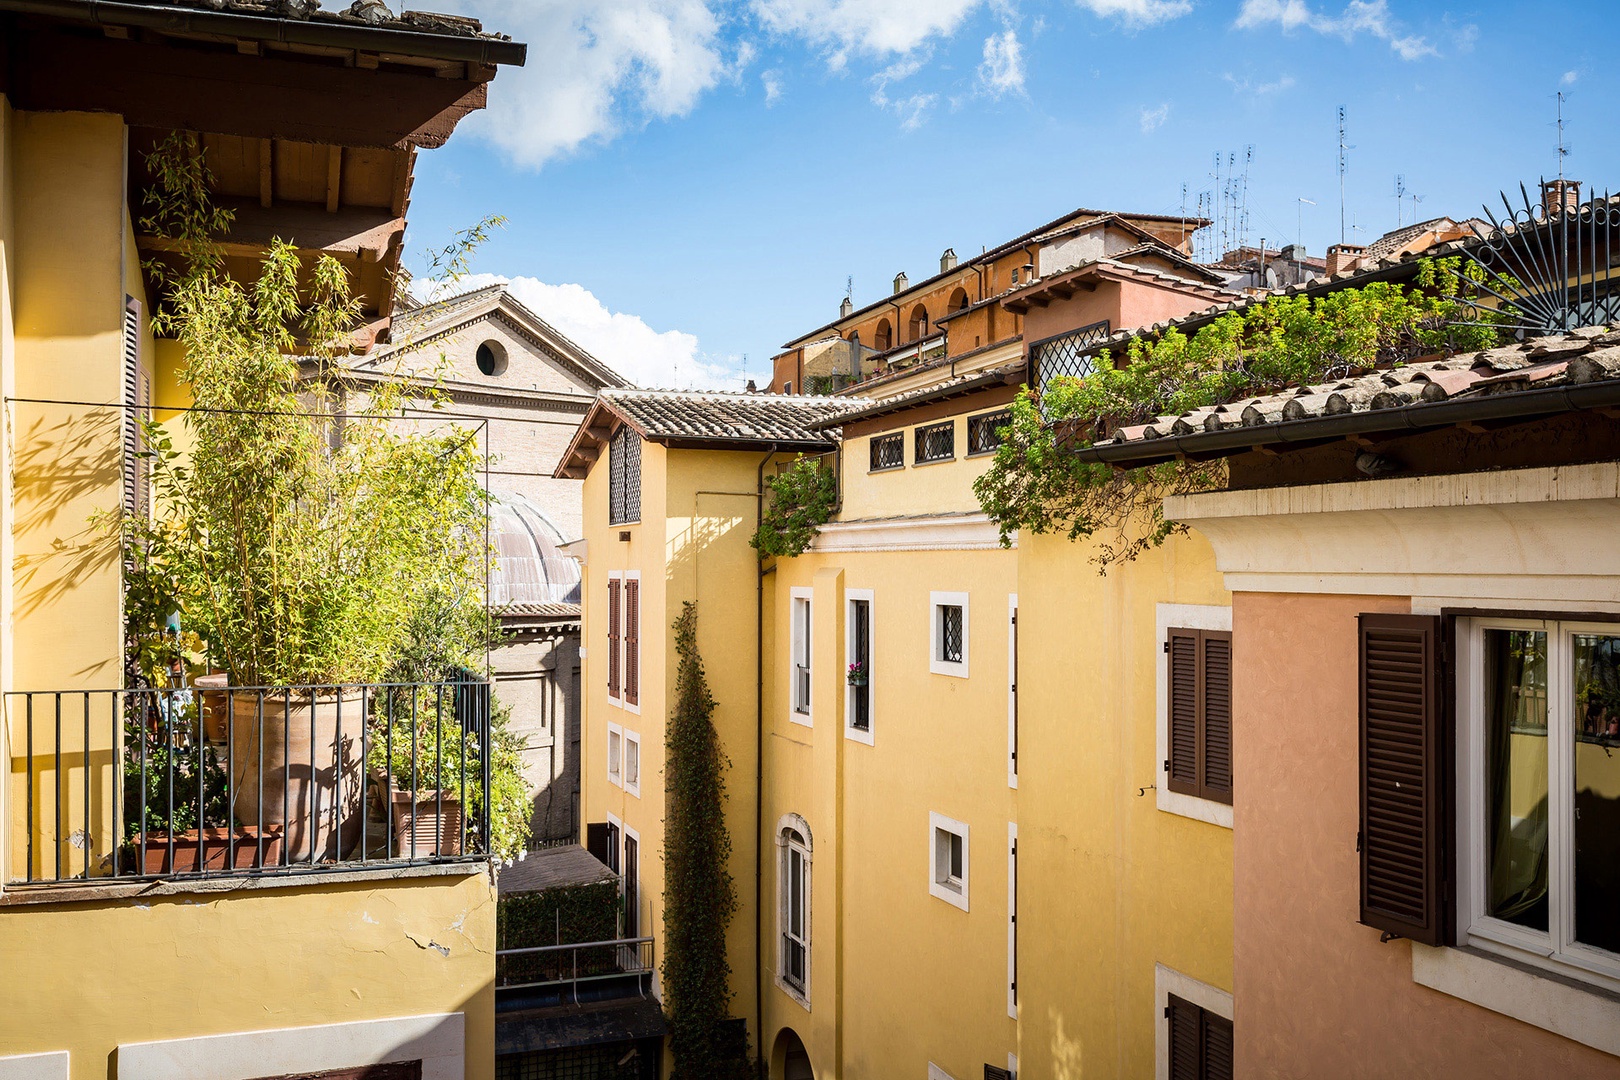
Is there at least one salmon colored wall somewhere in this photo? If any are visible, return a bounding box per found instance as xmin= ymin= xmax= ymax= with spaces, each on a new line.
xmin=1234 ymin=591 xmax=1620 ymax=1078
xmin=1117 ymin=279 xmax=1224 ymax=334
xmin=1019 ymin=282 xmax=1120 ymax=348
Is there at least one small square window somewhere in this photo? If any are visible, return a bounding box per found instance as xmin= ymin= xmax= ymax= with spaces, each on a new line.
xmin=930 ymin=592 xmax=970 ymax=678
xmin=869 ymin=432 xmax=904 ymax=472
xmin=624 ymin=730 xmax=641 ymax=797
xmin=608 ymin=724 xmax=623 ymax=786
xmin=967 ymin=409 xmax=1012 ymax=455
xmin=790 ymin=589 xmax=813 ymax=724
xmin=928 ymin=811 xmax=969 ymax=911
xmin=914 ymin=421 xmax=955 ymax=464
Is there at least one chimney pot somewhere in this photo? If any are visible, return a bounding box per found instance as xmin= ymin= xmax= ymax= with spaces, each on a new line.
xmin=840 ymin=296 xmax=853 ymax=318
xmin=893 ymin=271 xmax=909 ymax=294
xmin=1325 ymin=243 xmax=1366 ymax=277
xmin=1541 ymin=179 xmax=1581 ymax=217
xmin=940 ymin=247 xmax=958 ymax=272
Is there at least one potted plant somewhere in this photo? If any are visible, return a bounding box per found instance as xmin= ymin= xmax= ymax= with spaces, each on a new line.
xmin=847 ymin=660 xmax=868 ymax=686
xmin=122 ymin=133 xmax=496 ymax=864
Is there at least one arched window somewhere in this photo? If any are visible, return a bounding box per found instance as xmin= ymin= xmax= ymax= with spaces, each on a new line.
xmin=908 ymin=304 xmax=929 ymax=342
xmin=847 ymin=330 xmax=861 ymax=348
xmin=948 ymin=287 xmax=970 ymax=312
xmin=874 ymin=318 xmax=893 ymax=352
xmin=777 ymin=814 xmax=812 ymax=1002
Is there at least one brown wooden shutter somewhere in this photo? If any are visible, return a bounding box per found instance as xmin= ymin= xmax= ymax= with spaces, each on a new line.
xmin=1359 ymin=612 xmax=1448 ymax=946
xmin=1201 ymin=631 xmax=1233 ymax=805
xmin=624 ymin=577 xmax=640 ymax=706
xmin=121 ymin=299 xmax=142 ymax=517
xmin=1201 ymin=1009 xmax=1233 ymax=1080
xmin=607 ymin=578 xmax=621 ymax=699
xmin=1167 ymin=993 xmax=1202 ymax=1080
xmin=1167 ymin=630 xmax=1200 ymax=796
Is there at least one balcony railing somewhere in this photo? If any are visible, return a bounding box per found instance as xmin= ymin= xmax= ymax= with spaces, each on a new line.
xmin=4 ymin=680 xmax=492 ymax=886
xmin=496 ymin=936 xmax=654 ymax=1001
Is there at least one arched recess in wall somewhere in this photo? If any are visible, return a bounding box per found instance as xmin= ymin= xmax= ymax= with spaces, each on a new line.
xmin=874 ymin=318 xmax=893 ymax=351
xmin=847 ymin=330 xmax=861 ymax=348
xmin=771 ymin=1027 xmax=814 ymax=1080
xmin=908 ymin=304 xmax=929 ymax=342
xmin=948 ymin=286 xmax=970 ymax=312
xmin=776 ymin=813 xmax=812 ymax=1006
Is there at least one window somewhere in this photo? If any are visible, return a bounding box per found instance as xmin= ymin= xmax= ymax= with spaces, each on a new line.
xmin=1008 ymin=595 xmax=1019 ymax=788
xmin=790 ymin=589 xmax=813 ymax=723
xmin=608 ymin=424 xmax=641 ymax=525
xmin=908 ymin=303 xmax=929 ymax=342
xmin=929 ymin=812 xmax=969 ymax=910
xmin=623 ymin=730 xmax=641 ymax=797
xmin=869 ymin=432 xmax=904 ymax=472
xmin=475 ymin=339 xmax=508 ymax=376
xmin=607 ymin=722 xmax=623 ymax=786
xmin=1007 ymin=822 xmax=1018 ymax=1019
xmin=623 ymin=827 xmax=640 ymax=937
xmin=948 ymin=286 xmax=970 ymax=312
xmin=1031 ymin=320 xmax=1111 ymax=402
xmin=783 ymin=381 xmax=793 ymax=395
xmin=847 ymin=591 xmax=873 ymax=742
xmin=914 ymin=421 xmax=955 ymax=464
xmin=1452 ymin=616 xmax=1620 ymax=987
xmin=122 ymin=297 xmax=150 ymax=519
xmin=606 ymin=572 xmax=640 ymax=711
xmin=968 ymin=410 xmax=1012 ymax=455
xmin=1164 ymin=628 xmax=1233 ymax=806
xmin=1165 ymin=993 xmax=1234 ymax=1080
xmin=875 ymin=318 xmax=893 ymax=351
xmin=930 ymin=592 xmax=969 ymax=678
xmin=777 ymin=816 xmax=812 ymax=1004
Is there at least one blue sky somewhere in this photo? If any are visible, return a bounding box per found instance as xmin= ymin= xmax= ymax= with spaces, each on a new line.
xmin=402 ymin=0 xmax=1614 ymax=388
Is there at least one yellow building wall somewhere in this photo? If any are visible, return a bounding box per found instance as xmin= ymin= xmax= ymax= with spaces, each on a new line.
xmin=840 ymin=417 xmax=1003 ymax=521
xmin=1014 ymin=528 xmax=1233 ymax=1080
xmin=0 ymin=93 xmax=17 ymax=897
xmin=0 ymin=870 xmax=497 ymax=1080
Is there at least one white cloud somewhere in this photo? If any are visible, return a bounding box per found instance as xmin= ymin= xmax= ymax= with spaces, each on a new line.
xmin=1224 ymin=72 xmax=1296 ymax=95
xmin=421 ymin=274 xmax=738 ymax=389
xmin=430 ymin=0 xmax=728 ymax=169
xmin=871 ymin=85 xmax=938 ymax=130
xmin=1451 ymin=21 xmax=1478 ymax=53
xmin=1235 ymin=0 xmax=1436 ymax=60
xmin=1562 ymin=70 xmax=1578 ymax=86
xmin=762 ymin=69 xmax=785 ymax=104
xmin=977 ymin=29 xmax=1025 ymax=97
xmin=1139 ymin=102 xmax=1170 ymax=132
xmin=752 ymin=0 xmax=984 ymax=57
xmin=1074 ymin=0 xmax=1193 ymax=26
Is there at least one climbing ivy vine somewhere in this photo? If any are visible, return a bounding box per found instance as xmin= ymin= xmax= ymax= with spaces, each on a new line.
xmin=750 ymin=455 xmax=837 ymax=558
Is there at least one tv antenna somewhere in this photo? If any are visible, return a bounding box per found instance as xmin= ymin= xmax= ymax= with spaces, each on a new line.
xmin=1394 ymin=174 xmax=1406 ymax=228
xmin=1557 ymin=90 xmax=1571 ymax=181
xmin=1337 ymin=106 xmax=1354 ymax=245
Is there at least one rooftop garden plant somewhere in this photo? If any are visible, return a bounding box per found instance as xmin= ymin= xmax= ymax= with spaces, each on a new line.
xmin=974 ymin=258 xmax=1504 ymax=570
xmin=750 ymin=454 xmax=837 ymax=558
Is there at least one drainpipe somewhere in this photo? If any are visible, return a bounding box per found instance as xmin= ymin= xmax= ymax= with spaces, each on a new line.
xmin=754 ymin=443 xmax=780 ymax=1064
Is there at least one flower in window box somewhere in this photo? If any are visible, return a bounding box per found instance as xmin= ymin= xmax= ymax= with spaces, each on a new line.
xmin=847 ymin=661 xmax=868 ymax=686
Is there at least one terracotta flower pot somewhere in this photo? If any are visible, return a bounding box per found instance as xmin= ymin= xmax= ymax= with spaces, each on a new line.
xmin=195 ymin=672 xmax=230 ymax=745
xmin=137 ymin=826 xmax=285 ymax=875
xmin=226 ymin=688 xmax=365 ymax=863
xmin=389 ymin=788 xmax=464 ymax=858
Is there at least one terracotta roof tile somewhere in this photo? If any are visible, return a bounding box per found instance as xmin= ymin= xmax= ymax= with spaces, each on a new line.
xmin=602 ymin=388 xmax=858 ymax=446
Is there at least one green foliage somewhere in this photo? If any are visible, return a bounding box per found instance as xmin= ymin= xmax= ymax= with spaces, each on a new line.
xmin=122 ymin=131 xmax=493 ymax=687
xmin=120 ymin=698 xmax=229 ymax=840
xmin=662 ymin=604 xmax=750 ymax=1080
xmin=974 ymin=260 xmax=1505 ymax=571
xmin=750 ymin=455 xmax=837 ymax=558
xmin=498 ymin=880 xmax=622 ymax=949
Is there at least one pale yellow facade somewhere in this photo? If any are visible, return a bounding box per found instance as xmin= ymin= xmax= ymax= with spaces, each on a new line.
xmin=0 ymin=96 xmax=497 ymax=1080
xmin=572 ymin=387 xmax=1236 ymax=1079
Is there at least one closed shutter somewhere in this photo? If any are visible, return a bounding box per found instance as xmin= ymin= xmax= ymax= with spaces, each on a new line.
xmin=624 ymin=578 xmax=640 ymax=706
xmin=121 ymin=299 xmax=142 ymax=517
xmin=983 ymin=1068 xmax=1013 ymax=1080
xmin=607 ymin=579 xmax=621 ymax=699
xmin=1167 ymin=994 xmax=1202 ymax=1080
xmin=1201 ymin=631 xmax=1233 ymax=804
xmin=1201 ymin=1009 xmax=1233 ymax=1080
xmin=1358 ymin=612 xmax=1448 ymax=946
xmin=1167 ymin=630 xmax=1200 ymax=796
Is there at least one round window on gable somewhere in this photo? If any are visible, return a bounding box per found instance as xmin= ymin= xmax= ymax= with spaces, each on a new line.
xmin=476 ymin=339 xmax=508 ymax=377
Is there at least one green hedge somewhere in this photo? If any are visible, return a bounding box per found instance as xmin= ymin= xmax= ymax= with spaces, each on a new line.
xmin=499 ymin=880 xmax=621 ymax=949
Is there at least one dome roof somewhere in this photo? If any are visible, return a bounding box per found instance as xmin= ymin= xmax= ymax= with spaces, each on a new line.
xmin=489 ymin=493 xmax=581 ymax=610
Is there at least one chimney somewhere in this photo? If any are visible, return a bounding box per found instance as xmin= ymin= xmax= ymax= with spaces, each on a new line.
xmin=840 ymin=296 xmax=853 ymax=318
xmin=892 ymin=271 xmax=909 ymax=294
xmin=940 ymin=247 xmax=958 ymax=273
xmin=1541 ymin=178 xmax=1581 ymax=217
xmin=1325 ymin=243 xmax=1366 ymax=276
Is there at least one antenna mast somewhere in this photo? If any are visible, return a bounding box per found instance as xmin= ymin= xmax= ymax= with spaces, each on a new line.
xmin=1337 ymin=105 xmax=1349 ymax=245
xmin=1394 ymin=174 xmax=1406 ymax=228
xmin=1557 ymin=90 xmax=1569 ymax=181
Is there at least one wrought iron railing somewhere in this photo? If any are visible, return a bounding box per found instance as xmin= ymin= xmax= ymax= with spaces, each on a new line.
xmin=496 ymin=936 xmax=654 ymax=997
xmin=4 ymin=680 xmax=493 ymax=886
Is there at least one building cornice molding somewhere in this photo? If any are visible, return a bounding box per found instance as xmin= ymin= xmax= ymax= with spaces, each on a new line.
xmin=1168 ymin=462 xmax=1620 ymax=600
xmin=809 ymin=512 xmax=1015 ymax=553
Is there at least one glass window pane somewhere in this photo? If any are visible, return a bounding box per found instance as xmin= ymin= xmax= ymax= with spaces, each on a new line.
xmin=789 ymin=850 xmax=803 ymax=931
xmin=949 ymin=833 xmax=963 ymax=880
xmin=1484 ymin=628 xmax=1550 ymax=931
xmin=1573 ymin=632 xmax=1620 ymax=955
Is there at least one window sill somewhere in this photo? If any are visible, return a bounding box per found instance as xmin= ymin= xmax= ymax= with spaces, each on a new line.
xmin=845 ymin=723 xmax=874 ymax=745
xmin=929 ymin=880 xmax=968 ymax=911
xmin=1155 ymin=787 xmax=1233 ymax=829
xmin=788 ymin=711 xmax=813 ymax=728
xmin=775 ymin=975 xmax=811 ymax=1013
xmin=966 ymin=448 xmax=1000 ymax=458
xmin=867 ymin=465 xmax=904 ymax=474
xmin=929 ymin=660 xmax=968 ymax=679
xmin=1412 ymin=943 xmax=1620 ymax=1059
xmin=913 ymin=456 xmax=956 ymax=468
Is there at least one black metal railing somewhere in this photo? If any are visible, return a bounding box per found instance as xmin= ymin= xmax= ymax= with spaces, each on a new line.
xmin=496 ymin=936 xmax=654 ymax=998
xmin=4 ymin=680 xmax=493 ymax=886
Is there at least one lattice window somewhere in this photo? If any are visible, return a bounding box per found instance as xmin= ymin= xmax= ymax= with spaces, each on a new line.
xmin=869 ymin=432 xmax=904 ymax=471
xmin=608 ymin=424 xmax=641 ymax=525
xmin=967 ymin=410 xmax=1012 ymax=455
xmin=940 ymin=605 xmax=964 ymax=664
xmin=915 ymin=421 xmax=955 ymax=464
xmin=1032 ymin=320 xmax=1111 ymax=400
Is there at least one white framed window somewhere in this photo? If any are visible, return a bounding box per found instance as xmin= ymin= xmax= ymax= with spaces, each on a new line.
xmin=929 ymin=591 xmax=969 ymax=678
xmin=1153 ymin=963 xmax=1233 ymax=1080
xmin=603 ymin=812 xmax=622 ymax=874
xmin=621 ymin=822 xmax=641 ymax=938
xmin=846 ymin=589 xmax=874 ymax=744
xmin=623 ymin=729 xmax=641 ymax=798
xmin=1154 ymin=603 xmax=1234 ymax=829
xmin=776 ymin=813 xmax=812 ymax=1008
xmin=1007 ymin=821 xmax=1018 ymax=1019
xmin=928 ymin=811 xmax=969 ymax=911
xmin=1008 ymin=594 xmax=1018 ymax=789
xmin=607 ymin=722 xmax=623 ymax=787
xmin=790 ymin=588 xmax=813 ymax=724
xmin=1456 ymin=616 xmax=1620 ymax=994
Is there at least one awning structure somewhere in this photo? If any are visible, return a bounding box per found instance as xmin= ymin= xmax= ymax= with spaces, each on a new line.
xmin=497 ymin=997 xmax=668 ymax=1055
